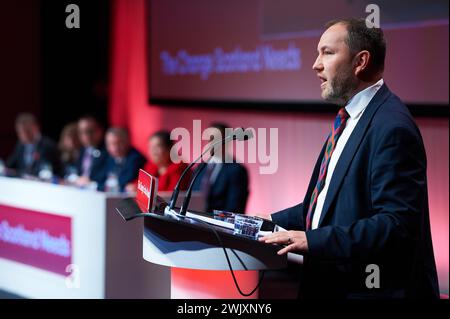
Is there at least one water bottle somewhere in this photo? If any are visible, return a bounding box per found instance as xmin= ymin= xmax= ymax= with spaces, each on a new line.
xmin=105 ymin=172 xmax=120 ymax=193
xmin=38 ymin=162 xmax=53 ymax=182
xmin=65 ymin=166 xmax=79 ymax=184
xmin=0 ymin=159 xmax=5 ymax=176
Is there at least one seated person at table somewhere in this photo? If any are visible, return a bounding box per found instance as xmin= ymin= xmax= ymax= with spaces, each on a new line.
xmin=7 ymin=113 xmax=60 ymax=177
xmin=100 ymin=127 xmax=146 ymax=192
xmin=192 ymin=122 xmax=249 ymax=214
xmin=75 ymin=115 xmax=108 ymax=187
xmin=58 ymin=122 xmax=81 ymax=179
xmin=126 ymin=130 xmax=191 ymax=193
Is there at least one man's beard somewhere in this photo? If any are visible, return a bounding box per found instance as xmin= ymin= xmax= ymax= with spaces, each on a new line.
xmin=322 ymin=66 xmax=358 ymax=105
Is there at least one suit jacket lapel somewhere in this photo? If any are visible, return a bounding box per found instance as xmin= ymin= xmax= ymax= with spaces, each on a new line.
xmin=317 ymin=84 xmax=392 ymax=227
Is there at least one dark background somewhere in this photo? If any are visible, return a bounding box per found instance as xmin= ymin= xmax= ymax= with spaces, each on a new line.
xmin=0 ymin=0 xmax=110 ymax=159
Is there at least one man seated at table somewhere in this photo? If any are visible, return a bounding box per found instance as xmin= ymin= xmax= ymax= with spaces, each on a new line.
xmin=6 ymin=113 xmax=60 ymax=177
xmin=75 ymin=115 xmax=108 ymax=188
xmin=100 ymin=127 xmax=146 ymax=192
xmin=192 ymin=122 xmax=249 ymax=214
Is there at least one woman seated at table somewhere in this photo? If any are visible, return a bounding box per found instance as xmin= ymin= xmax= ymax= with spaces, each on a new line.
xmin=126 ymin=130 xmax=191 ymax=193
xmin=58 ymin=122 xmax=81 ymax=180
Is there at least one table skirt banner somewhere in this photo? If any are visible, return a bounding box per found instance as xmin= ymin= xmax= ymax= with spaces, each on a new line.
xmin=0 ymin=204 xmax=72 ymax=276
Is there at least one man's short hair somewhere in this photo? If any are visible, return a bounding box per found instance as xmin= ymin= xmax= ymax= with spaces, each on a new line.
xmin=78 ymin=115 xmax=101 ymax=127
xmin=106 ymin=127 xmax=129 ymax=142
xmin=210 ymin=122 xmax=229 ymax=137
xmin=326 ymin=18 xmax=386 ymax=74
xmin=15 ymin=113 xmax=38 ymax=127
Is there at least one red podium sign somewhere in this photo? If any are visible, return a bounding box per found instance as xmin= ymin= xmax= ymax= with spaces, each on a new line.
xmin=136 ymin=169 xmax=158 ymax=212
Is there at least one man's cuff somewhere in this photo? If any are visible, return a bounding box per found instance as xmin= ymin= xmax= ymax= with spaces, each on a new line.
xmin=305 ymin=229 xmax=326 ymax=258
xmin=270 ymin=211 xmax=288 ymax=229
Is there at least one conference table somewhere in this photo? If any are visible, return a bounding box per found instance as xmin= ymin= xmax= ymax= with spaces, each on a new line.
xmin=0 ymin=176 xmax=205 ymax=298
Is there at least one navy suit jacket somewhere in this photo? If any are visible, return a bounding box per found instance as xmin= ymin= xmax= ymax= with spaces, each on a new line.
xmin=99 ymin=147 xmax=146 ymax=192
xmin=76 ymin=144 xmax=109 ymax=184
xmin=6 ymin=135 xmax=61 ymax=177
xmin=272 ymin=84 xmax=439 ymax=299
xmin=193 ymin=162 xmax=249 ymax=214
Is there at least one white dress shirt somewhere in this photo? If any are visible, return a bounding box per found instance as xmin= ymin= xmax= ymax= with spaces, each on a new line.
xmin=311 ymin=78 xmax=384 ymax=229
xmin=207 ymin=155 xmax=223 ymax=185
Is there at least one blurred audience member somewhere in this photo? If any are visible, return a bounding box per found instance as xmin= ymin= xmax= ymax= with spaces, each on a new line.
xmin=58 ymin=122 xmax=81 ymax=179
xmin=75 ymin=115 xmax=108 ymax=188
xmin=126 ymin=130 xmax=191 ymax=193
xmin=193 ymin=123 xmax=249 ymax=213
xmin=6 ymin=113 xmax=60 ymax=178
xmin=101 ymin=127 xmax=146 ymax=192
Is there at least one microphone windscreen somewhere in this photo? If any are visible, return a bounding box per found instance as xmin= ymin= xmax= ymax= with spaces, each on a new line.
xmin=234 ymin=128 xmax=254 ymax=141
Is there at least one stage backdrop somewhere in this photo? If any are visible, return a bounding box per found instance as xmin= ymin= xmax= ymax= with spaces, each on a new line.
xmin=148 ymin=0 xmax=449 ymax=105
xmin=109 ymin=0 xmax=449 ymax=294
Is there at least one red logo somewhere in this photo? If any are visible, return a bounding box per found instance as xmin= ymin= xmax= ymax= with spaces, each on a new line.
xmin=136 ymin=169 xmax=158 ymax=212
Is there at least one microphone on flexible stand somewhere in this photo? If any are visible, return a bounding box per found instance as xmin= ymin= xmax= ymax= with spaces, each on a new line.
xmin=179 ymin=161 xmax=208 ymax=216
xmin=168 ymin=127 xmax=254 ymax=214
xmin=176 ymin=128 xmax=254 ymax=216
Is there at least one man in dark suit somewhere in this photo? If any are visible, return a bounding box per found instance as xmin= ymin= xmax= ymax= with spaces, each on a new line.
xmin=6 ymin=113 xmax=60 ymax=177
xmin=75 ymin=115 xmax=108 ymax=187
xmin=193 ymin=123 xmax=249 ymax=214
xmin=99 ymin=127 xmax=146 ymax=192
xmin=259 ymin=18 xmax=439 ymax=299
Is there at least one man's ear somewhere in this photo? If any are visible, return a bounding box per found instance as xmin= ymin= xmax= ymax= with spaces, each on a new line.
xmin=353 ymin=50 xmax=370 ymax=76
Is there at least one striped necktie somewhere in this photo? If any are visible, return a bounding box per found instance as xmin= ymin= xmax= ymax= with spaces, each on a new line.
xmin=306 ymin=107 xmax=350 ymax=230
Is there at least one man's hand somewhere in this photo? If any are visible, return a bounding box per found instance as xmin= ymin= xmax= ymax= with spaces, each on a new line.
xmin=75 ymin=175 xmax=91 ymax=187
xmin=259 ymin=231 xmax=308 ymax=255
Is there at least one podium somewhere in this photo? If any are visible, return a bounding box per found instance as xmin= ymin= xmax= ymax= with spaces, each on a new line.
xmin=116 ymin=198 xmax=288 ymax=298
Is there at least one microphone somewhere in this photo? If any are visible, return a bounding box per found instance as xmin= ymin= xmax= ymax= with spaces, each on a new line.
xmin=178 ymin=161 xmax=207 ymax=216
xmin=234 ymin=127 xmax=254 ymax=141
xmin=168 ymin=127 xmax=254 ymax=214
xmin=177 ymin=128 xmax=254 ymax=216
